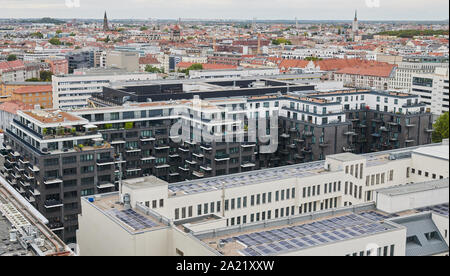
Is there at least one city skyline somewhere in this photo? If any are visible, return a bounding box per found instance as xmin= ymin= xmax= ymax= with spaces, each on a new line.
xmin=0 ymin=0 xmax=449 ymax=21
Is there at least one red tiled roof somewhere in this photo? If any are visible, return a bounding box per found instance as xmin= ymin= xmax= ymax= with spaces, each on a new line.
xmin=12 ymin=85 xmax=52 ymax=94
xmin=0 ymin=100 xmax=34 ymax=115
xmin=0 ymin=60 xmax=26 ymax=73
xmin=176 ymin=62 xmax=237 ymax=70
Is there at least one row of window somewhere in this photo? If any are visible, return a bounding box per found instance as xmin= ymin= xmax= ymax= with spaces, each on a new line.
xmin=407 ymin=167 xmax=445 ymax=180
xmin=302 ymin=182 xmax=341 ymax=198
xmin=227 ymin=206 xmax=296 ymax=226
xmin=346 ymin=244 xmax=395 ymax=256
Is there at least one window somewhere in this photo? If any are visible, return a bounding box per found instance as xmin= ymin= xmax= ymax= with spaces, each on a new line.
xmin=175 ymin=209 xmax=179 ymax=220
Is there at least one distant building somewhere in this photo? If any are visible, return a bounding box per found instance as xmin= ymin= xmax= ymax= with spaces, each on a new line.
xmin=105 ymin=51 xmax=140 ymax=72
xmin=352 ymin=10 xmax=359 ymax=39
xmin=103 ymin=11 xmax=109 ymax=32
xmin=51 ymin=69 xmax=158 ymax=109
xmin=0 ymin=60 xmax=40 ymax=83
xmin=10 ymin=85 xmax=53 ymax=109
xmin=0 ymin=100 xmax=33 ymax=131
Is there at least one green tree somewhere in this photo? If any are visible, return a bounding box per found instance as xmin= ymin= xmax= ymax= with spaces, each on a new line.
xmin=56 ymin=30 xmax=62 ymax=35
xmin=7 ymin=54 xmax=17 ymax=61
xmin=31 ymin=32 xmax=44 ymax=39
xmin=140 ymin=26 xmax=149 ymax=31
xmin=432 ymin=112 xmax=449 ymax=143
xmin=181 ymin=63 xmax=203 ymax=75
xmin=48 ymin=37 xmax=61 ymax=45
xmin=40 ymin=71 xmax=53 ymax=82
xmin=145 ymin=65 xmax=162 ymax=73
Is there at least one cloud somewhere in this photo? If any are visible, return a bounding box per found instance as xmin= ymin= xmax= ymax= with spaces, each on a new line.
xmin=0 ymin=0 xmax=448 ymax=20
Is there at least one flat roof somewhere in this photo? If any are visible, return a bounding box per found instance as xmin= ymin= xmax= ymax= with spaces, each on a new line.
xmin=123 ymin=175 xmax=168 ymax=190
xmin=168 ymin=143 xmax=445 ymax=197
xmin=413 ymin=145 xmax=449 ymax=161
xmin=198 ymin=205 xmax=399 ymax=256
xmin=84 ymin=193 xmax=167 ymax=234
xmin=376 ymin=178 xmax=449 ymax=197
xmin=327 ymin=152 xmax=366 ymax=162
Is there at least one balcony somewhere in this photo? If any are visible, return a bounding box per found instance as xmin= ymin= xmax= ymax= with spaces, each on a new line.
xmin=424 ymin=128 xmax=434 ymax=133
xmin=140 ymin=136 xmax=156 ymax=142
xmin=303 ymin=131 xmax=313 ymax=137
xmin=215 ymin=154 xmax=230 ymax=161
xmin=319 ymin=142 xmax=330 ymax=147
xmin=185 ymin=160 xmax=197 ymax=165
xmin=241 ymin=143 xmax=256 ymax=148
xmin=371 ymin=133 xmax=381 ymax=138
xmin=294 ymin=154 xmax=304 ymax=159
xmin=241 ymin=162 xmax=256 ymax=168
xmin=343 ymin=146 xmax=356 ymax=152
xmin=344 ymin=131 xmax=357 ymax=136
xmin=387 ymin=121 xmax=399 ymax=126
xmin=301 ymin=147 xmax=312 ymax=153
xmin=380 ymin=127 xmax=389 ymax=132
xmin=405 ymin=139 xmax=415 ymax=144
xmin=200 ymin=166 xmax=212 ymax=171
xmin=200 ymin=144 xmax=213 ymax=151
xmin=44 ymin=199 xmax=63 ymax=209
xmin=192 ymin=152 xmax=204 ymax=158
xmin=48 ymin=222 xmax=64 ymax=231
xmin=280 ymin=133 xmax=290 ymax=138
xmin=154 ymin=145 xmax=170 ymax=150
xmin=44 ymin=178 xmax=63 ymax=185
xmin=125 ymin=147 xmax=142 ymax=153
xmin=288 ymin=144 xmax=297 ymax=149
xmin=96 ymin=157 xmax=115 ymax=166
xmin=405 ymin=123 xmax=416 ymax=128
xmin=192 ymin=171 xmax=204 ymax=178
xmin=97 ymin=182 xmax=115 ymax=189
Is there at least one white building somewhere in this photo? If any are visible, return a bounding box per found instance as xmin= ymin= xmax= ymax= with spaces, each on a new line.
xmin=189 ymin=68 xmax=280 ymax=80
xmin=391 ymin=56 xmax=449 ymax=93
xmin=52 ymin=70 xmax=159 ymax=110
xmin=77 ymin=140 xmax=449 ymax=256
xmin=411 ymin=67 xmax=449 ymax=116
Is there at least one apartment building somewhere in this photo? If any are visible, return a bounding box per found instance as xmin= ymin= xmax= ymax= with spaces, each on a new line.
xmin=76 ymin=141 xmax=449 ymax=256
xmin=411 ymin=67 xmax=449 ymax=116
xmin=334 ymin=63 xmax=396 ymax=91
xmin=391 ymin=56 xmax=449 ymax=92
xmin=10 ymin=84 xmax=53 ymax=109
xmin=0 ymin=109 xmax=116 ymax=243
xmin=0 ymin=60 xmax=40 ymax=83
xmin=51 ymin=70 xmax=158 ymax=110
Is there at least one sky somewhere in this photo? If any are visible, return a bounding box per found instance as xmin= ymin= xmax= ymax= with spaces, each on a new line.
xmin=0 ymin=0 xmax=448 ymax=21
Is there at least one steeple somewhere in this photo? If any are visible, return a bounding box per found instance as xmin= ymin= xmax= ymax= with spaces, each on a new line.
xmin=354 ymin=10 xmax=358 ymax=21
xmin=103 ymin=11 xmax=109 ymax=31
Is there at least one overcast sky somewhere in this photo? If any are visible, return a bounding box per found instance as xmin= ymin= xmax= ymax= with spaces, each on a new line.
xmin=0 ymin=0 xmax=448 ymax=20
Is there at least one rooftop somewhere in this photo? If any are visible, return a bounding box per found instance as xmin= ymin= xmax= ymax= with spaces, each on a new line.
xmin=197 ymin=204 xmax=400 ymax=256
xmin=83 ymin=193 xmax=168 ymax=234
xmin=168 ymin=143 xmax=446 ymax=197
xmin=20 ymin=109 xmax=87 ymax=125
xmin=376 ymin=178 xmax=449 ymax=197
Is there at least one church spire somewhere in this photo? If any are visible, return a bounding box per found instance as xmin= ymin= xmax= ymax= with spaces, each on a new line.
xmin=354 ymin=9 xmax=358 ymax=21
xmin=103 ymin=11 xmax=109 ymax=31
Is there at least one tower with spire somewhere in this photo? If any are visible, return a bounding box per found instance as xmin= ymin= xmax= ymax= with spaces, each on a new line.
xmin=352 ymin=10 xmax=359 ymax=38
xmin=103 ymin=11 xmax=109 ymax=31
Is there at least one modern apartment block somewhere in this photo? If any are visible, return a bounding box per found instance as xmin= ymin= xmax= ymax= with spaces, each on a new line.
xmin=1 ymin=109 xmax=116 ymax=243
xmin=76 ymin=141 xmax=449 ymax=256
xmin=51 ymin=69 xmax=158 ymax=110
xmin=411 ymin=67 xmax=449 ymax=116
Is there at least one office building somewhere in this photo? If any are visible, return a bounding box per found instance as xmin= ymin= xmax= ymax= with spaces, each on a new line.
xmin=76 ymin=141 xmax=449 ymax=256
xmin=411 ymin=67 xmax=449 ymax=116
xmin=51 ymin=69 xmax=158 ymax=110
